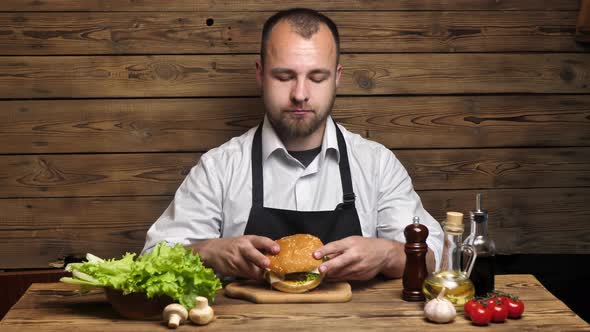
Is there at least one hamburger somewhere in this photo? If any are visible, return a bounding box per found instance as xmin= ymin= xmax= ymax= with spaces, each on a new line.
xmin=264 ymin=234 xmax=325 ymax=293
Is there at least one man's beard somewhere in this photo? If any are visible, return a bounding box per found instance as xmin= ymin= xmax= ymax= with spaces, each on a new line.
xmin=265 ymin=93 xmax=336 ymax=140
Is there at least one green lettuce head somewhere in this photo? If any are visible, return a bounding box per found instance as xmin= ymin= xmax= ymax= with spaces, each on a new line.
xmin=61 ymin=242 xmax=222 ymax=309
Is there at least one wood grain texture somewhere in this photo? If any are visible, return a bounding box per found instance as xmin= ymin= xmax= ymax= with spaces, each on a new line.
xmin=0 ymin=153 xmax=199 ymax=197
xmin=1 ymin=54 xmax=589 ymax=98
xmin=2 ymin=95 xmax=589 ymax=154
xmin=0 ymin=11 xmax=583 ymax=55
xmin=402 ymin=148 xmax=590 ymax=190
xmin=1 ymin=276 xmax=588 ymax=331
xmin=0 ymin=98 xmax=261 ymax=153
xmin=0 ymin=148 xmax=588 ymax=198
xmin=419 ymin=189 xmax=590 ymax=255
xmin=0 ymin=188 xmax=588 ymax=269
xmin=0 ymin=1 xmax=580 ymax=12
xmin=0 ymin=270 xmax=66 ymax=320
xmin=0 ymin=196 xmax=171 ymax=269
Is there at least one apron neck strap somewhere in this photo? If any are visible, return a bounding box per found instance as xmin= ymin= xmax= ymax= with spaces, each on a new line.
xmin=252 ymin=123 xmax=264 ymax=207
xmin=333 ymin=118 xmax=356 ymax=207
xmin=251 ymin=118 xmax=356 ymax=208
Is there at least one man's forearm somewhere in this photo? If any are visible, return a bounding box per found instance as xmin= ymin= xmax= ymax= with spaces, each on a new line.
xmin=184 ymin=240 xmax=213 ymax=267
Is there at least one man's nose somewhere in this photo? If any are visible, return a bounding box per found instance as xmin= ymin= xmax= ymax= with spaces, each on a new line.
xmin=291 ymin=79 xmax=309 ymax=104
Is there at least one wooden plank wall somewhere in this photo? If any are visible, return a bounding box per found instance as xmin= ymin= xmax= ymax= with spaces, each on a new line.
xmin=0 ymin=1 xmax=589 ymax=270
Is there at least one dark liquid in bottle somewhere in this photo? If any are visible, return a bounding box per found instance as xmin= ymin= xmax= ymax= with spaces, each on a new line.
xmin=469 ymin=255 xmax=495 ymax=296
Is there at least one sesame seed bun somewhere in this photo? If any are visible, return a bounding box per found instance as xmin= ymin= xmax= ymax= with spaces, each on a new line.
xmin=264 ymin=234 xmax=325 ymax=293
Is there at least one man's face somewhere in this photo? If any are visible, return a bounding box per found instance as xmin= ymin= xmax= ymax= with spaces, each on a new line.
xmin=256 ymin=21 xmax=341 ymax=141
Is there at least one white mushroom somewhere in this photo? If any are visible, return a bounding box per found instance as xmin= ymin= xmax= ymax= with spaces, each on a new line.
xmin=189 ymin=296 xmax=214 ymax=325
xmin=162 ymin=303 xmax=188 ymax=329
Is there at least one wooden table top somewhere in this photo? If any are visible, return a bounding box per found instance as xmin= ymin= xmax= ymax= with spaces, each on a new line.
xmin=1 ymin=274 xmax=588 ymax=331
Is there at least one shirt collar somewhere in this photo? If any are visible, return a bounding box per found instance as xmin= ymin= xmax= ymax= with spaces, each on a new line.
xmin=261 ymin=114 xmax=340 ymax=163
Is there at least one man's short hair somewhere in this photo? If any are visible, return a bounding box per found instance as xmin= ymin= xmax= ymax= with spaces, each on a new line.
xmin=260 ymin=8 xmax=340 ymax=67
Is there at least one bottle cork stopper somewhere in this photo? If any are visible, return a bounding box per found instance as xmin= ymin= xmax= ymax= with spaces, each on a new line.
xmin=446 ymin=211 xmax=464 ymax=226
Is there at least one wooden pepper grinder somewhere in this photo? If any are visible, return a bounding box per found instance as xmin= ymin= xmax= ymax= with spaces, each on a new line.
xmin=402 ymin=216 xmax=429 ymax=301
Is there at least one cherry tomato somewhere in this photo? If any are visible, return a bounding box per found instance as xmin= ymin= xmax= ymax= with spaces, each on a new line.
xmin=483 ymin=297 xmax=508 ymax=323
xmin=470 ymin=303 xmax=493 ymax=326
xmin=464 ymin=299 xmax=480 ymax=319
xmin=506 ymin=297 xmax=525 ymax=319
xmin=484 ymin=297 xmax=498 ymax=307
xmin=495 ymin=295 xmax=510 ymax=305
xmin=489 ymin=300 xmax=509 ymax=323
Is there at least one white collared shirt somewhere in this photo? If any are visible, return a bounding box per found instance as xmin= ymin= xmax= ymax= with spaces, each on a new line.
xmin=142 ymin=115 xmax=443 ymax=269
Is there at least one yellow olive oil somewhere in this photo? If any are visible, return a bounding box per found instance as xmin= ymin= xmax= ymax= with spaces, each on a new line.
xmin=422 ymin=270 xmax=475 ymax=307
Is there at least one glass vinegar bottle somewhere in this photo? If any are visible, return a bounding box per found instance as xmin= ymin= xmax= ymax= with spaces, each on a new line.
xmin=422 ymin=211 xmax=477 ymax=307
xmin=463 ymin=193 xmax=496 ymax=297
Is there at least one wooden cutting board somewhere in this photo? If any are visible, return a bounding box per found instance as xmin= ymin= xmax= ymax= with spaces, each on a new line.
xmin=224 ymin=281 xmax=352 ymax=303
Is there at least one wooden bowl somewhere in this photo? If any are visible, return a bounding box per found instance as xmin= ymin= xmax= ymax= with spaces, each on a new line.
xmin=104 ymin=288 xmax=173 ymax=320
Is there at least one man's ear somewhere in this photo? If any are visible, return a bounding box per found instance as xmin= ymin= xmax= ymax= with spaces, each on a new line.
xmin=335 ymin=63 xmax=342 ymax=87
xmin=256 ymin=59 xmax=263 ymax=89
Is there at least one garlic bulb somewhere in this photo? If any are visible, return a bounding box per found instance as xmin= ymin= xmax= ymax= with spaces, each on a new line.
xmin=423 ymin=288 xmax=456 ymax=324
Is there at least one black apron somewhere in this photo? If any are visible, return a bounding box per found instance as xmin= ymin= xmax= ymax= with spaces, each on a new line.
xmin=243 ymin=119 xmax=362 ymax=244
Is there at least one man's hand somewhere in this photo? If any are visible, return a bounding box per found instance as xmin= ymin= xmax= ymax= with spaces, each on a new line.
xmin=188 ymin=235 xmax=279 ymax=280
xmin=311 ymin=236 xmax=403 ymax=280
xmin=313 ymin=236 xmax=436 ymax=281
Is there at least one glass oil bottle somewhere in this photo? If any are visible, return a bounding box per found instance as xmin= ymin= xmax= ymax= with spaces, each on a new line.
xmin=422 ymin=211 xmax=476 ymax=308
xmin=463 ymin=193 xmax=496 ymax=296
